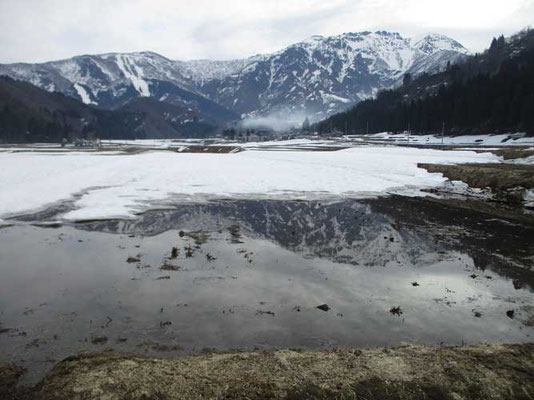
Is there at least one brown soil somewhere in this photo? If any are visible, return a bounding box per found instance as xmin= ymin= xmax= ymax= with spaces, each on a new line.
xmin=418 ymin=163 xmax=534 ymax=190
xmin=3 ymin=343 xmax=533 ymax=399
xmin=486 ymin=148 xmax=534 ymax=160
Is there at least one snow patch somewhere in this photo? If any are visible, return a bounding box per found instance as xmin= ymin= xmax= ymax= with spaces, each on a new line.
xmin=0 ymin=147 xmax=499 ymax=221
xmin=73 ymin=84 xmax=97 ymax=105
xmin=115 ymin=55 xmax=151 ymax=96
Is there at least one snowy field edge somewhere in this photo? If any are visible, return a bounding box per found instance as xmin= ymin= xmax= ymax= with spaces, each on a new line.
xmin=0 ymin=146 xmax=500 ymax=221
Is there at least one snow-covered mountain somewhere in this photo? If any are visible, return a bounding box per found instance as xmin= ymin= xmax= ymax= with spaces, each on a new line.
xmin=193 ymin=32 xmax=468 ymax=122
xmin=0 ymin=51 xmax=237 ymax=126
xmin=0 ymin=31 xmax=468 ymax=127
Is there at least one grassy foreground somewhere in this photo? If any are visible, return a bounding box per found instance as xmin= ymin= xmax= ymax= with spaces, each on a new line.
xmin=2 ymin=343 xmax=533 ymax=399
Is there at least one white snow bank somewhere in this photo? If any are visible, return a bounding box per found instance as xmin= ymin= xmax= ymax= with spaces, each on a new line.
xmin=0 ymin=147 xmax=499 ymax=221
xmin=362 ymin=132 xmax=534 ymax=147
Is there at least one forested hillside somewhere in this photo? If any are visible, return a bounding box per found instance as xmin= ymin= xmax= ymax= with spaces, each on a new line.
xmin=0 ymin=76 xmax=135 ymax=143
xmin=318 ymin=28 xmax=534 ymax=135
xmin=0 ymin=76 xmax=221 ymax=143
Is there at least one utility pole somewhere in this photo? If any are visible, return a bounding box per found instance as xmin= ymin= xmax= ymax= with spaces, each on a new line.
xmin=441 ymin=121 xmax=445 ymax=146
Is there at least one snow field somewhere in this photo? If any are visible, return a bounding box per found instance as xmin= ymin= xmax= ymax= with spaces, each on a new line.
xmin=0 ymin=146 xmax=499 ymax=221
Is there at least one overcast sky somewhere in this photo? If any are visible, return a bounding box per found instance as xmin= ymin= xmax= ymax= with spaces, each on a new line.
xmin=1 ymin=0 xmax=533 ymax=63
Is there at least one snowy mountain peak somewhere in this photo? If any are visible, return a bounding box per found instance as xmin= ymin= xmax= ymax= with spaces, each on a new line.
xmin=410 ymin=33 xmax=469 ymax=55
xmin=0 ymin=30 xmax=469 ymax=126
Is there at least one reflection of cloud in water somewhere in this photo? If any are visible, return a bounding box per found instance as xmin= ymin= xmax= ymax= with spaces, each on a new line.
xmin=1 ymin=197 xmax=534 ymax=384
xmin=78 ymin=198 xmax=534 ymax=289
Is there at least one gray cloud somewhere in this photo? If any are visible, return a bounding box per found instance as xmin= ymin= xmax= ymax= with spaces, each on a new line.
xmin=0 ymin=0 xmax=532 ymax=63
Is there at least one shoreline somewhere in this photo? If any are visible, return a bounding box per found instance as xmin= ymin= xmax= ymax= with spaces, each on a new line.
xmin=2 ymin=342 xmax=533 ymax=399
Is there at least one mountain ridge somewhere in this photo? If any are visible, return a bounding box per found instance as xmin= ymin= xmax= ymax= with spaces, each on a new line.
xmin=0 ymin=30 xmax=469 ymax=130
xmin=316 ymin=28 xmax=534 ymax=135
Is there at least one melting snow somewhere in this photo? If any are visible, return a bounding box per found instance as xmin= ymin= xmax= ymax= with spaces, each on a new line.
xmin=366 ymin=132 xmax=534 ymax=146
xmin=0 ymin=146 xmax=499 ymax=221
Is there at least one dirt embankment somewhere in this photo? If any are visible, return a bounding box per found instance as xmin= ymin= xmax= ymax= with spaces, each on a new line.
xmin=418 ymin=163 xmax=534 ymax=191
xmin=486 ymin=148 xmax=534 ymax=161
xmin=2 ymin=343 xmax=533 ymax=399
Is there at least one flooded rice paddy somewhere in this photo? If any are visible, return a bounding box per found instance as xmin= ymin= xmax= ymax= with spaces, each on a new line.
xmin=0 ymin=197 xmax=533 ymax=384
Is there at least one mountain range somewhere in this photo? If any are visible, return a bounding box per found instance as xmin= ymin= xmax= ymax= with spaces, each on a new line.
xmin=0 ymin=30 xmax=469 ymax=139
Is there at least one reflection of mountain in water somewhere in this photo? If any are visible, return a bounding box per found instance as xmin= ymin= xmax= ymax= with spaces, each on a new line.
xmin=77 ymin=199 xmax=446 ymax=268
xmin=74 ymin=197 xmax=534 ymax=288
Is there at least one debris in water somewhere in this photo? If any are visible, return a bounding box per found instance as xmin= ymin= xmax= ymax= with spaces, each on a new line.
xmin=316 ymin=304 xmax=330 ymax=312
xmin=25 ymin=338 xmax=44 ymax=349
xmin=90 ymin=336 xmax=108 ymax=345
xmin=185 ymin=230 xmax=210 ymax=245
xmin=156 ymin=276 xmax=171 ymax=280
xmin=506 ymin=310 xmax=515 ymax=319
xmin=170 ymin=247 xmax=179 ymax=259
xmin=184 ymin=245 xmax=194 ymax=258
xmin=137 ymin=340 xmax=183 ymax=352
xmin=513 ymin=280 xmax=524 ymax=290
xmin=228 ymin=224 xmax=244 ymax=244
xmin=390 ymin=306 xmax=403 ymax=316
xmin=127 ymin=255 xmax=141 ymax=263
xmin=256 ymin=310 xmax=275 ymax=316
xmin=206 ymin=253 xmax=216 ymax=262
xmin=411 ymin=282 xmax=420 ymax=287
xmin=160 ymin=263 xmax=181 ymax=271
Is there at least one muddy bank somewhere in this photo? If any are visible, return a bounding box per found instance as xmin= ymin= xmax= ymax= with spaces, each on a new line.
xmin=2 ymin=343 xmax=532 ymax=399
xmin=418 ymin=163 xmax=534 ymax=208
xmin=418 ymin=163 xmax=534 ymax=191
xmin=487 ymin=148 xmax=534 ymax=161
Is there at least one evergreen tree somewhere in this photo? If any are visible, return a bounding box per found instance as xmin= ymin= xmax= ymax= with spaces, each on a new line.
xmin=403 ymin=73 xmax=412 ymax=86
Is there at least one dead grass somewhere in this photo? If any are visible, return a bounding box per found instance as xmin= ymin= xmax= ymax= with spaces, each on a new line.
xmin=418 ymin=163 xmax=534 ymax=190
xmin=20 ymin=342 xmax=534 ymax=400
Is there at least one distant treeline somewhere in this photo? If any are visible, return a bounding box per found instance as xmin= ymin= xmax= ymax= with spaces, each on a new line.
xmin=318 ymin=29 xmax=534 ymax=135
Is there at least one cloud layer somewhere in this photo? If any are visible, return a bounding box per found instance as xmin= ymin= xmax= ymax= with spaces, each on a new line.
xmin=1 ymin=0 xmax=533 ymax=63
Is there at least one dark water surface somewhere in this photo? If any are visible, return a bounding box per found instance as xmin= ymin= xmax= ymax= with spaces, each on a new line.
xmin=1 ymin=197 xmax=533 ymax=383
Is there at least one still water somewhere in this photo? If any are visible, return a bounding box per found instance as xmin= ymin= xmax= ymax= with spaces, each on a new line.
xmin=0 ymin=197 xmax=533 ymax=383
